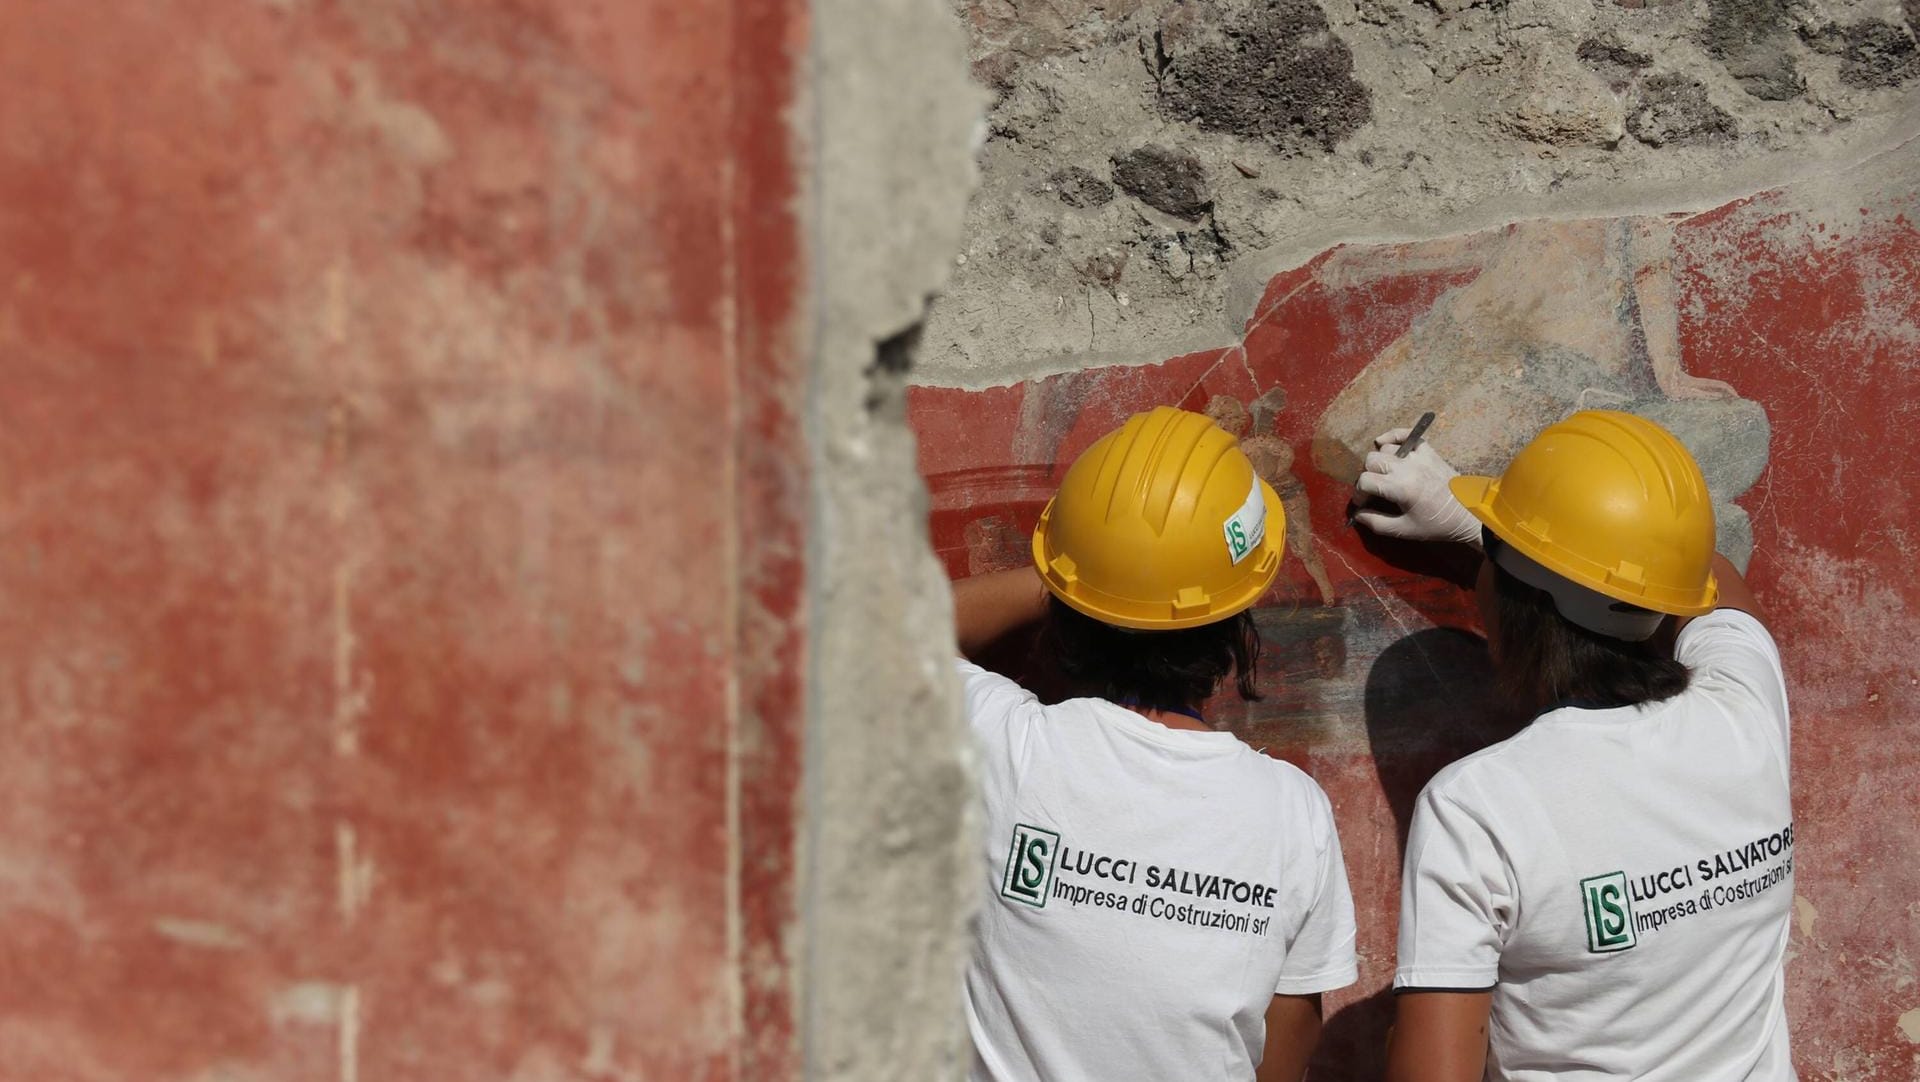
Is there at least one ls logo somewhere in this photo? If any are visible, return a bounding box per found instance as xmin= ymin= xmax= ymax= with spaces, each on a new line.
xmin=1581 ymin=871 xmax=1637 ymax=953
xmin=1001 ymin=824 xmax=1061 ymax=908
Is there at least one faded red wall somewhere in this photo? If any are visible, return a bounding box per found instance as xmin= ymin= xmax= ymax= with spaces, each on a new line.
xmin=912 ymin=150 xmax=1920 ymax=1076
xmin=0 ymin=2 xmax=805 ymax=1079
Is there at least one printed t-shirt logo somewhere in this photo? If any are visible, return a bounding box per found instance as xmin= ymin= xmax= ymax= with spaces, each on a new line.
xmin=1002 ymin=823 xmax=1060 ymax=908
xmin=1581 ymin=871 xmax=1637 ymax=953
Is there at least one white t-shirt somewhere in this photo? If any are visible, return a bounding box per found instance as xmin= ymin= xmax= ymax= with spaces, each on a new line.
xmin=959 ymin=659 xmax=1358 ymax=1082
xmin=1395 ymin=609 xmax=1796 ymax=1081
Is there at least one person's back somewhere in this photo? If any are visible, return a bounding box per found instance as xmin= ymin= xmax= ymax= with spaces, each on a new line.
xmin=963 ymin=666 xmax=1354 ymax=1081
xmin=1402 ymin=607 xmax=1792 ymax=1079
xmin=949 ymin=407 xmax=1356 ymax=1082
xmin=1355 ymin=410 xmax=1796 ymax=1080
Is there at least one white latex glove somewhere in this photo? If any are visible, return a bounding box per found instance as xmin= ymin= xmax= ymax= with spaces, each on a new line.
xmin=1352 ymin=427 xmax=1483 ymax=546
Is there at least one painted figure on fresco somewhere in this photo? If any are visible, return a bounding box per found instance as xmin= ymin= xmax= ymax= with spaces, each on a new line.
xmin=1313 ymin=215 xmax=1769 ymax=566
xmin=1205 ymin=387 xmax=1338 ymax=605
xmin=1352 ymin=412 xmax=1795 ymax=1082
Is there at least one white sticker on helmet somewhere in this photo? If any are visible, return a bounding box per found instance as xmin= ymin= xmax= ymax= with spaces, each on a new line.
xmin=1223 ymin=477 xmax=1266 ymax=565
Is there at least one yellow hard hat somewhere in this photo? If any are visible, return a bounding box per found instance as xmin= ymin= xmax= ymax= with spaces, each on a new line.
xmin=1449 ymin=410 xmax=1718 ymax=616
xmin=1032 ymin=406 xmax=1285 ymax=630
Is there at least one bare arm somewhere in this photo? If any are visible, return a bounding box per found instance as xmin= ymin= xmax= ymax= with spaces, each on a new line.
xmin=1706 ymin=553 xmax=1763 ymax=624
xmin=1386 ymin=991 xmax=1492 ymax=1082
xmin=952 ymin=566 xmax=1050 ymax=657
xmin=1674 ymin=553 xmax=1765 ymax=638
xmin=1255 ymin=993 xmax=1323 ymax=1082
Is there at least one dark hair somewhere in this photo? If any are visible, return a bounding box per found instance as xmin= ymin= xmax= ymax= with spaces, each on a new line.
xmin=1041 ymin=595 xmax=1262 ymax=715
xmin=1489 ymin=562 xmax=1689 ymax=711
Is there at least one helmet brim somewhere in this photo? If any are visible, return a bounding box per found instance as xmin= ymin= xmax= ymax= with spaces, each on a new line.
xmin=1449 ymin=474 xmax=1717 ymax=617
xmin=1448 ymin=474 xmax=1495 ymax=524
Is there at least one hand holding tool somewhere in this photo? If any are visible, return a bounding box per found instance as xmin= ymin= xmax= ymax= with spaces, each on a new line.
xmin=1395 ymin=411 xmax=1436 ymax=458
xmin=1352 ymin=419 xmax=1481 ymax=546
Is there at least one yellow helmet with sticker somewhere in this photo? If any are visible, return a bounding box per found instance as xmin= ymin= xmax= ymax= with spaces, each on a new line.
xmin=1032 ymin=406 xmax=1285 ymax=630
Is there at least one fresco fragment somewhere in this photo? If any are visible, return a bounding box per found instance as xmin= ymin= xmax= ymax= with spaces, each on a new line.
xmin=910 ymin=134 xmax=1920 ymax=1078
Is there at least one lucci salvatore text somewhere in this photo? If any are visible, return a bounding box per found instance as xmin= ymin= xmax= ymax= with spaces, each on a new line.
xmin=1632 ymin=824 xmax=1795 ymax=902
xmin=1056 ymin=844 xmax=1279 ymax=909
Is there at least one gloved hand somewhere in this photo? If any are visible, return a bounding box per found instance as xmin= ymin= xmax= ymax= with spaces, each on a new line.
xmin=1352 ymin=427 xmax=1482 ymax=546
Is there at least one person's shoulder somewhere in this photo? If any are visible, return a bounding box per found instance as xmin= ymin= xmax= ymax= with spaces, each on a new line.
xmin=1674 ymin=605 xmax=1791 ymax=739
xmin=1240 ymin=747 xmax=1318 ymax=788
xmin=954 ymin=657 xmax=1038 ymax=708
xmin=1228 ymin=752 xmax=1345 ymax=859
xmin=1675 ymin=607 xmax=1786 ymax=691
xmin=1415 ymin=729 xmax=1542 ymax=812
xmin=1678 ymin=606 xmax=1774 ymax=650
xmin=954 ymin=657 xmax=1043 ymax=751
xmin=1238 ymin=751 xmax=1340 ymax=822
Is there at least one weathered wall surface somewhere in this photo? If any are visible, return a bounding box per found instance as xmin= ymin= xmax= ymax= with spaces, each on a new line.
xmin=0 ymin=0 xmax=804 ymax=1075
xmin=807 ymin=0 xmax=983 ymax=1079
xmin=0 ymin=0 xmax=977 ymax=1079
xmin=913 ymin=4 xmax=1920 ymax=1068
xmin=927 ymin=0 xmax=1920 ymax=386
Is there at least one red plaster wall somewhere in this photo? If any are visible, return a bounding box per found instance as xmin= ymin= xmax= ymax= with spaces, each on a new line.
xmin=0 ymin=2 xmax=805 ymax=1079
xmin=912 ymin=156 xmax=1920 ymax=1076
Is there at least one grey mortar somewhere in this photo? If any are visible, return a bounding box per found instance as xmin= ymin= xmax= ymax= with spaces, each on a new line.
xmin=1628 ymin=397 xmax=1771 ymax=570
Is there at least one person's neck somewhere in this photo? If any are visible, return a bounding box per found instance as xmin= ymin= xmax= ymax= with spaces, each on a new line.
xmin=1127 ymin=705 xmax=1213 ymax=732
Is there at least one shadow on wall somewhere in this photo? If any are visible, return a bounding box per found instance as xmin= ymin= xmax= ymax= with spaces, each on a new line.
xmin=1313 ymin=624 xmax=1526 ymax=1079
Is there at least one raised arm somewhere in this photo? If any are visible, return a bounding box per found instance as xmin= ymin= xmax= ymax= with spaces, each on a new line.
xmin=1674 ymin=553 xmax=1765 ymax=637
xmin=952 ymin=566 xmax=1050 ymax=657
xmin=1706 ymin=553 xmax=1762 ymax=622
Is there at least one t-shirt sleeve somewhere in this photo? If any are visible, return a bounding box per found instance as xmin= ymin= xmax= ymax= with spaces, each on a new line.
xmin=1675 ymin=608 xmax=1791 ymax=748
xmin=1394 ymin=783 xmax=1512 ymax=991
xmin=1274 ymin=786 xmax=1359 ymax=995
xmin=954 ymin=658 xmax=1040 ymax=779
